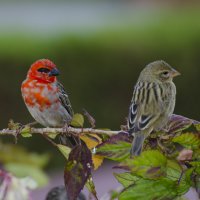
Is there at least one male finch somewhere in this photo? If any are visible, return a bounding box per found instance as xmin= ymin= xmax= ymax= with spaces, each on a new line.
xmin=21 ymin=59 xmax=73 ymax=128
xmin=128 ymin=60 xmax=180 ymax=156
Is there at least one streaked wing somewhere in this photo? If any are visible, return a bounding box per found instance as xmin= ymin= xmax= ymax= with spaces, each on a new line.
xmin=57 ymin=82 xmax=74 ymax=117
xmin=128 ymin=81 xmax=162 ymax=132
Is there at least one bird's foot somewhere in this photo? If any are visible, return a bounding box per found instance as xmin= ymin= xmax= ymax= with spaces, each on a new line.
xmin=62 ymin=124 xmax=69 ymax=136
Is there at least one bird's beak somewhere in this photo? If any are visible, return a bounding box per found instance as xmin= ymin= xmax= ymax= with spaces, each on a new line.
xmin=49 ymin=68 xmax=60 ymax=77
xmin=171 ymin=69 xmax=181 ymax=77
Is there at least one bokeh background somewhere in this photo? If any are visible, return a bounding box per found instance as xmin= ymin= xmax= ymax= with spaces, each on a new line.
xmin=0 ymin=0 xmax=200 ymax=199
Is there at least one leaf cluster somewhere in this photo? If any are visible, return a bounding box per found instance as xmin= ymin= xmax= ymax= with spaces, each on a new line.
xmin=96 ymin=115 xmax=200 ymax=200
xmin=4 ymin=114 xmax=200 ymax=200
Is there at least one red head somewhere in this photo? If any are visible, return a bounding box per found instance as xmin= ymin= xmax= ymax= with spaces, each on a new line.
xmin=27 ymin=59 xmax=60 ymax=83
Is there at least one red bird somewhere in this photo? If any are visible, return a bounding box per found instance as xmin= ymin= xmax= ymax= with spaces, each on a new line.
xmin=21 ymin=59 xmax=73 ymax=128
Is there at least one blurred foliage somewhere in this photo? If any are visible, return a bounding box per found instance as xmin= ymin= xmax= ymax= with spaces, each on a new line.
xmin=0 ymin=141 xmax=49 ymax=187
xmin=0 ymin=6 xmax=200 ymax=169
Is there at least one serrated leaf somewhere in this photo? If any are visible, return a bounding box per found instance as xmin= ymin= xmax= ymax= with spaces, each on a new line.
xmin=80 ymin=134 xmax=103 ymax=170
xmin=126 ymin=150 xmax=167 ymax=179
xmin=92 ymin=155 xmax=104 ymax=170
xmin=119 ymin=178 xmax=177 ymax=200
xmin=194 ymin=123 xmax=200 ymax=132
xmin=172 ymin=133 xmax=200 ymax=149
xmin=80 ymin=134 xmax=102 ymax=150
xmin=21 ymin=126 xmax=32 ymax=138
xmin=70 ymin=113 xmax=84 ymax=127
xmin=192 ymin=148 xmax=200 ymax=161
xmin=166 ymin=160 xmax=182 ymax=181
xmin=166 ymin=160 xmax=190 ymax=195
xmin=5 ymin=163 xmax=49 ymax=187
xmin=64 ymin=141 xmax=93 ymax=200
xmin=114 ymin=172 xmax=139 ymax=187
xmin=86 ymin=175 xmax=98 ymax=200
xmin=57 ymin=144 xmax=71 ymax=160
xmin=190 ymin=161 xmax=200 ymax=174
xmin=178 ymin=168 xmax=193 ymax=195
xmin=96 ymin=132 xmax=131 ymax=162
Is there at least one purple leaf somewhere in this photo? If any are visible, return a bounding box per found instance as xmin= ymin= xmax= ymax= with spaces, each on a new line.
xmin=86 ymin=175 xmax=98 ymax=200
xmin=96 ymin=132 xmax=132 ymax=162
xmin=64 ymin=141 xmax=93 ymax=200
xmin=166 ymin=114 xmax=194 ymax=133
xmin=97 ymin=132 xmax=131 ymax=147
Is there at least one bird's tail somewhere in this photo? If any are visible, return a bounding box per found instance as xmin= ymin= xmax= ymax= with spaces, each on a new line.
xmin=130 ymin=133 xmax=145 ymax=156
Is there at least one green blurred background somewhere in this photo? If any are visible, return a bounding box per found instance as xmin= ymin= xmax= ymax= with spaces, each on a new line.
xmin=1 ymin=0 xmax=200 ymax=169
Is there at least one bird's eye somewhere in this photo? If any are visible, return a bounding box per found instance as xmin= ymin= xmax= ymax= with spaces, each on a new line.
xmin=162 ymin=71 xmax=169 ymax=76
xmin=37 ymin=68 xmax=50 ymax=73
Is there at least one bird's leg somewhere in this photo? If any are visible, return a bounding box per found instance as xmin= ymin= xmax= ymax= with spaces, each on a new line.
xmin=60 ymin=123 xmax=80 ymax=147
xmin=62 ymin=123 xmax=69 ymax=136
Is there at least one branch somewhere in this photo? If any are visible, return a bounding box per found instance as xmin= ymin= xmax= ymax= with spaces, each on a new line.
xmin=0 ymin=127 xmax=122 ymax=137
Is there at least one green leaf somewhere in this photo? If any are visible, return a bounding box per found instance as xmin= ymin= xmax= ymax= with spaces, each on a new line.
xmin=21 ymin=126 xmax=32 ymax=138
xmin=193 ymin=148 xmax=200 ymax=160
xmin=57 ymin=144 xmax=71 ymax=160
xmin=119 ymin=178 xmax=177 ymax=200
xmin=110 ymin=191 xmax=120 ymax=200
xmin=166 ymin=160 xmax=182 ymax=181
xmin=118 ymin=160 xmax=192 ymax=200
xmin=166 ymin=160 xmax=192 ymax=196
xmin=194 ymin=123 xmax=200 ymax=132
xmin=96 ymin=132 xmax=131 ymax=162
xmin=114 ymin=172 xmax=139 ymax=187
xmin=172 ymin=133 xmax=200 ymax=149
xmin=70 ymin=113 xmax=84 ymax=127
xmin=47 ymin=132 xmax=59 ymax=139
xmin=85 ymin=175 xmax=98 ymax=200
xmin=179 ymin=168 xmax=193 ymax=195
xmin=175 ymin=197 xmax=189 ymax=200
xmin=190 ymin=161 xmax=200 ymax=174
xmin=126 ymin=150 xmax=167 ymax=179
xmin=193 ymin=174 xmax=200 ymax=198
xmin=5 ymin=163 xmax=49 ymax=187
xmin=97 ymin=141 xmax=131 ymax=161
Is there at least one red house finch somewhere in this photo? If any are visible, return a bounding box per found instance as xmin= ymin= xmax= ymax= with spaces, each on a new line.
xmin=21 ymin=59 xmax=73 ymax=128
xmin=128 ymin=60 xmax=180 ymax=156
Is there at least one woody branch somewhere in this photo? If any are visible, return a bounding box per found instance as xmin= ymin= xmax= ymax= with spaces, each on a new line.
xmin=0 ymin=126 xmax=121 ymax=137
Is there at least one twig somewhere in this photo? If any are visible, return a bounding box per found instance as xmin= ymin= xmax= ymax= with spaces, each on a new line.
xmin=0 ymin=127 xmax=121 ymax=137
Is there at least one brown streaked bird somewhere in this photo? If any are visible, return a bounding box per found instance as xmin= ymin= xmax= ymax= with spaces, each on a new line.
xmin=128 ymin=60 xmax=180 ymax=156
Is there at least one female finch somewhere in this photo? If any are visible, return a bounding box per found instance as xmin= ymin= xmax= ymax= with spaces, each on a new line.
xmin=128 ymin=60 xmax=180 ymax=156
xmin=21 ymin=59 xmax=73 ymax=128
